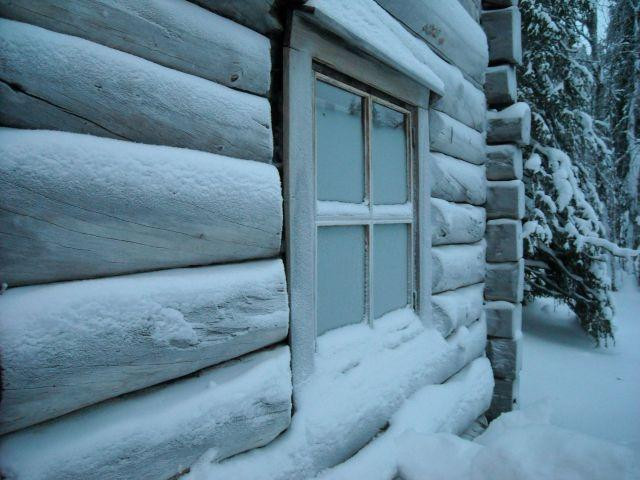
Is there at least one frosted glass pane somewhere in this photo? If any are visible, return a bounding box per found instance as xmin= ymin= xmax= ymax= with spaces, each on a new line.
xmin=371 ymin=102 xmax=408 ymax=205
xmin=316 ymin=80 xmax=365 ymax=203
xmin=373 ymin=224 xmax=409 ymax=318
xmin=317 ymin=226 xmax=366 ymax=335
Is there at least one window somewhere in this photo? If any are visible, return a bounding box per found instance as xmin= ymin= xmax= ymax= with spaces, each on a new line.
xmin=284 ymin=15 xmax=432 ymax=387
xmin=314 ymin=73 xmax=415 ymax=335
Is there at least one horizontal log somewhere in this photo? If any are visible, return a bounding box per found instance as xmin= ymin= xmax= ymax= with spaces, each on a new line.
xmin=0 ymin=259 xmax=288 ymax=434
xmin=431 ymin=283 xmax=484 ymax=337
xmin=486 ymin=337 xmax=522 ymax=380
xmin=375 ymin=0 xmax=488 ymax=84
xmin=485 ymin=65 xmax=517 ymax=106
xmin=487 ymin=102 xmax=531 ymax=145
xmin=481 ymin=7 xmax=522 ymax=65
xmin=431 ymin=65 xmax=486 ymax=132
xmin=430 ymin=152 xmax=487 ymax=205
xmin=485 ymin=259 xmax=524 ymax=302
xmin=486 ymin=180 xmax=525 ymax=219
xmin=431 ymin=198 xmax=486 ymax=246
xmin=432 ymin=242 xmax=486 ymax=294
xmin=429 ymin=110 xmax=486 ymax=165
xmin=457 ymin=0 xmax=482 ymax=22
xmin=487 ymin=378 xmax=519 ymax=420
xmin=486 ymin=144 xmax=523 ymax=180
xmin=0 ymin=347 xmax=292 ymax=480
xmin=486 ymin=301 xmax=522 ymax=339
xmin=486 ymin=219 xmax=523 ymax=262
xmin=0 ymin=0 xmax=271 ymax=96
xmin=193 ymin=0 xmax=281 ymax=35
xmin=482 ymin=0 xmax=519 ymax=8
xmin=0 ymin=129 xmax=282 ymax=286
xmin=0 ymin=19 xmax=273 ymax=162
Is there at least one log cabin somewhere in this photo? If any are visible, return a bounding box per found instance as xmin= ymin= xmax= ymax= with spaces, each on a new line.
xmin=0 ymin=0 xmax=530 ymax=478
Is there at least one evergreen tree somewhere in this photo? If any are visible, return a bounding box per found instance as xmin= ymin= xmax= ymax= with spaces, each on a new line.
xmin=518 ymin=0 xmax=626 ymax=344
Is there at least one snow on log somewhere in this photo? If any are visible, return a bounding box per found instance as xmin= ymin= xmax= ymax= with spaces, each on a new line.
xmin=486 ymin=219 xmax=523 ymax=262
xmin=487 ymin=102 xmax=531 ymax=145
xmin=432 ymin=242 xmax=486 ymax=294
xmin=486 ymin=180 xmax=525 ymax=220
xmin=431 ymin=65 xmax=486 ymax=132
xmin=0 ymin=129 xmax=282 ymax=286
xmin=0 ymin=0 xmax=271 ymax=96
xmin=429 ymin=110 xmax=486 ymax=165
xmin=430 ymin=152 xmax=487 ymax=205
xmin=431 ymin=283 xmax=484 ymax=337
xmin=183 ymin=310 xmax=488 ymax=480
xmin=481 ymin=7 xmax=522 ymax=65
xmin=0 ymin=347 xmax=292 ymax=480
xmin=486 ymin=337 xmax=522 ymax=380
xmin=193 ymin=0 xmax=281 ymax=35
xmin=486 ymin=301 xmax=522 ymax=339
xmin=487 ymin=377 xmax=519 ymax=420
xmin=431 ymin=198 xmax=486 ymax=246
xmin=487 ymin=144 xmax=523 ymax=180
xmin=375 ymin=0 xmax=488 ymax=84
xmin=485 ymin=259 xmax=524 ymax=302
xmin=457 ymin=0 xmax=482 ymax=22
xmin=485 ymin=65 xmax=517 ymax=106
xmin=0 ymin=259 xmax=288 ymax=434
xmin=0 ymin=19 xmax=272 ymax=162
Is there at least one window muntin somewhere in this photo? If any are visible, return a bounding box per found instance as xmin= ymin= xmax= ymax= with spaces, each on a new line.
xmin=314 ymin=73 xmax=415 ymax=335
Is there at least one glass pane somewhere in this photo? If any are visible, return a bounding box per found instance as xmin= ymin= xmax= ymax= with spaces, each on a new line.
xmin=316 ymin=80 xmax=365 ymax=203
xmin=373 ymin=223 xmax=409 ymax=318
xmin=371 ymin=102 xmax=408 ymax=205
xmin=317 ymin=226 xmax=366 ymax=335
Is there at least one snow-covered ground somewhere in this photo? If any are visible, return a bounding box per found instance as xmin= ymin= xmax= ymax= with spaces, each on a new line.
xmin=520 ymin=273 xmax=640 ymax=453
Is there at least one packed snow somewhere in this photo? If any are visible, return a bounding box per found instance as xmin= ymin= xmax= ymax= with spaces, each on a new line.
xmin=520 ymin=273 xmax=640 ymax=453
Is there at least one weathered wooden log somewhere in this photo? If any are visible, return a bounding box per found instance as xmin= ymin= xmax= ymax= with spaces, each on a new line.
xmin=0 ymin=259 xmax=288 ymax=434
xmin=457 ymin=0 xmax=482 ymax=22
xmin=486 ymin=219 xmax=523 ymax=262
xmin=431 ymin=283 xmax=484 ymax=337
xmin=487 ymin=144 xmax=523 ymax=180
xmin=432 ymin=242 xmax=486 ymax=294
xmin=481 ymin=7 xmax=522 ymax=65
xmin=486 ymin=301 xmax=522 ymax=339
xmin=487 ymin=378 xmax=519 ymax=420
xmin=482 ymin=0 xmax=519 ymax=8
xmin=485 ymin=259 xmax=525 ymax=302
xmin=485 ymin=65 xmax=517 ymax=106
xmin=0 ymin=0 xmax=271 ymax=96
xmin=487 ymin=102 xmax=531 ymax=145
xmin=0 ymin=347 xmax=292 ymax=480
xmin=431 ymin=65 xmax=486 ymax=132
xmin=0 ymin=129 xmax=282 ymax=286
xmin=0 ymin=19 xmax=273 ymax=162
xmin=486 ymin=180 xmax=525 ymax=219
xmin=193 ymin=0 xmax=281 ymax=35
xmin=429 ymin=110 xmax=486 ymax=165
xmin=486 ymin=337 xmax=522 ymax=380
xmin=430 ymin=152 xmax=487 ymax=205
xmin=375 ymin=0 xmax=488 ymax=84
xmin=431 ymin=198 xmax=486 ymax=246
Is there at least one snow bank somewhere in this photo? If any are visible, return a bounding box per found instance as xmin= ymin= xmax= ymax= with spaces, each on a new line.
xmin=185 ymin=309 xmax=487 ymax=480
xmin=316 ymin=358 xmax=494 ymax=480
xmin=0 ymin=128 xmax=282 ymax=286
xmin=397 ymin=407 xmax=639 ymax=480
xmin=306 ymin=0 xmax=444 ymax=95
xmin=0 ymin=347 xmax=292 ymax=480
xmin=0 ymin=259 xmax=288 ymax=434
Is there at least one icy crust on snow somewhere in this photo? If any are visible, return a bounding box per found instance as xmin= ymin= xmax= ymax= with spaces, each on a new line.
xmin=0 ymin=259 xmax=288 ymax=433
xmin=315 ymin=357 xmax=494 ymax=480
xmin=185 ymin=309 xmax=487 ymax=480
xmin=397 ymin=406 xmax=639 ymax=480
xmin=0 ymin=347 xmax=292 ymax=480
xmin=306 ymin=0 xmax=444 ymax=95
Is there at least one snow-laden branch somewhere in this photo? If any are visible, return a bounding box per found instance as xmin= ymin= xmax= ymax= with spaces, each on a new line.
xmin=580 ymin=236 xmax=640 ymax=258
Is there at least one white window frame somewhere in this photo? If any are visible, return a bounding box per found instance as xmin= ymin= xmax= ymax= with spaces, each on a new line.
xmin=284 ymin=14 xmax=433 ymax=392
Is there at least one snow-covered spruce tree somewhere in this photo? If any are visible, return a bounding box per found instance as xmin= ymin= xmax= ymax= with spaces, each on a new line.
xmin=603 ymin=0 xmax=640 ymax=265
xmin=518 ymin=0 xmax=620 ymax=344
